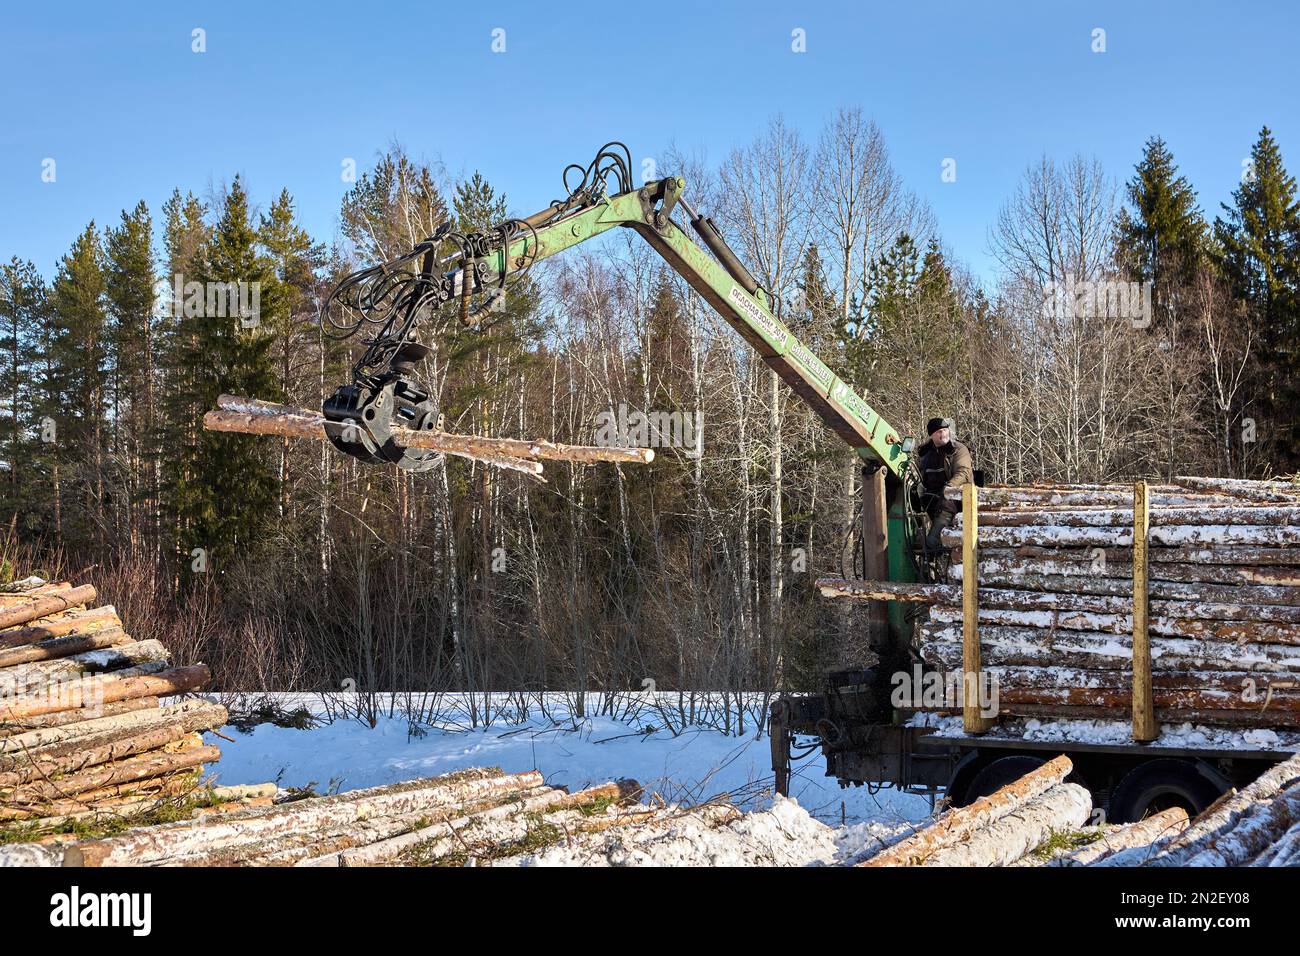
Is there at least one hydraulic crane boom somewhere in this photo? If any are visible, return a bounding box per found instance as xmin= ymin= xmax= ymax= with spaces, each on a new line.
xmin=319 ymin=143 xmax=910 ymax=480
xmin=320 ymin=141 xmax=919 ymax=690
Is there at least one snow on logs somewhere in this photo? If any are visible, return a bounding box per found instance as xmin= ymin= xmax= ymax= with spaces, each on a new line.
xmin=0 ymin=578 xmax=227 ymax=832
xmin=859 ymin=752 xmax=1300 ymax=867
xmin=204 ymin=394 xmax=655 ymax=480
xmin=818 ymin=476 xmax=1300 ymax=730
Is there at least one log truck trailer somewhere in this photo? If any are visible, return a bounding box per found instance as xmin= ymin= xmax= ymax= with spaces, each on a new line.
xmin=318 ymin=143 xmax=1291 ymax=824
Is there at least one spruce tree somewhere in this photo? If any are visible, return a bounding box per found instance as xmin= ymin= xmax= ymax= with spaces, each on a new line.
xmin=172 ymin=178 xmax=280 ymax=573
xmin=259 ymin=189 xmax=324 ymax=527
xmin=1214 ymin=127 xmax=1300 ymax=455
xmin=1115 ymin=137 xmax=1207 ymax=327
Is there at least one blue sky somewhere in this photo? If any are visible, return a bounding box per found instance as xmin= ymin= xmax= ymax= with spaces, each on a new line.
xmin=2 ymin=0 xmax=1296 ymax=286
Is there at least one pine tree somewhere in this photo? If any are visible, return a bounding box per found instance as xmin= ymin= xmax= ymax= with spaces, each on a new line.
xmin=103 ymin=201 xmax=157 ymax=551
xmin=1214 ymin=127 xmax=1300 ymax=455
xmin=0 ymin=259 xmax=46 ymax=526
xmin=49 ymin=224 xmax=110 ymax=552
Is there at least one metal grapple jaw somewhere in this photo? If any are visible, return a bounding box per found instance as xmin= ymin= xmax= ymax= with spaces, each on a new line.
xmin=322 ymin=373 xmax=441 ymax=473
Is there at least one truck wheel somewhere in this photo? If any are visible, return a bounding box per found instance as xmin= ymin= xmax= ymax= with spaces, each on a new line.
xmin=1108 ymin=759 xmax=1226 ymax=824
xmin=959 ymin=756 xmax=1047 ymax=805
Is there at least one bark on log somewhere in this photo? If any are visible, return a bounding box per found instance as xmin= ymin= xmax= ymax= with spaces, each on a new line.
xmin=943 ymin=524 xmax=1300 ymax=549
xmin=0 ymin=744 xmax=220 ymax=804
xmin=931 ymin=586 xmax=1300 ymax=624
xmin=0 ymin=606 xmax=120 ymax=650
xmin=217 ymin=393 xmax=655 ymax=465
xmin=927 ymin=605 xmax=1300 ymax=645
xmin=946 ymin=565 xmax=1300 ymax=607
xmin=922 ymin=783 xmax=1093 ymax=866
xmin=918 ymin=627 xmax=1300 ymax=673
xmin=322 ymin=779 xmax=641 ymax=867
xmin=0 ymin=698 xmax=224 ymax=760
xmin=1052 ymin=808 xmax=1188 ymax=866
xmin=0 ymin=585 xmax=97 ymax=632
xmin=65 ymin=768 xmax=543 ymax=866
xmin=0 ymin=628 xmax=132 ymax=669
xmin=1174 ymin=475 xmax=1300 ymax=503
xmin=0 ymin=843 xmax=63 ymax=866
xmin=0 ymin=697 xmax=158 ymax=738
xmin=1249 ymin=818 xmax=1300 ymax=866
xmin=1182 ymin=785 xmax=1300 ymax=866
xmin=987 ymin=546 xmax=1300 ymax=569
xmin=163 ymin=786 xmax=558 ymax=867
xmin=971 ymin=505 xmax=1300 ymax=527
xmin=204 ymin=409 xmax=546 ymax=477
xmin=0 ymin=640 xmax=169 ymax=694
xmin=954 ymin=702 xmax=1300 ymax=729
xmin=0 ymin=664 xmax=210 ymax=721
xmin=207 ymin=402 xmax=653 ymax=473
xmin=861 ymin=755 xmax=1073 ymax=866
xmin=1134 ymin=752 xmax=1300 ymax=866
xmin=815 ymin=579 xmax=957 ymax=604
xmin=0 ymin=702 xmax=228 ymax=783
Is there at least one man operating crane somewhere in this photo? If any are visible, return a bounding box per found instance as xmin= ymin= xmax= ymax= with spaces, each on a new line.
xmin=919 ymin=417 xmax=974 ymax=553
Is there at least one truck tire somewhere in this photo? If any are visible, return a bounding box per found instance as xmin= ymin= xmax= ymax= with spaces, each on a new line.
xmin=959 ymin=755 xmax=1047 ymax=805
xmin=1108 ymin=759 xmax=1226 ymax=824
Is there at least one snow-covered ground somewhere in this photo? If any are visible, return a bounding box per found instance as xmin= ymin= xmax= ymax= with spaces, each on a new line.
xmin=201 ymin=692 xmax=934 ymax=831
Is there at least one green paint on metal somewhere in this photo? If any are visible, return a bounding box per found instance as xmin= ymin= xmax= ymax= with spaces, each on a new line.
xmin=479 ymin=182 xmax=909 ymax=478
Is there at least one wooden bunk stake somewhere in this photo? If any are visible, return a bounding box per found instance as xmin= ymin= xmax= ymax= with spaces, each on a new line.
xmin=1132 ymin=479 xmax=1158 ymax=741
xmin=963 ymin=483 xmax=995 ymax=733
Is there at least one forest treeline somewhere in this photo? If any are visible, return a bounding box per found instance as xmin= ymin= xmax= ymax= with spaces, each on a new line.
xmin=2 ymin=110 xmax=1298 ymax=716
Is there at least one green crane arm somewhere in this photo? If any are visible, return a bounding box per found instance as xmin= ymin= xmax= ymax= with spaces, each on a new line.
xmin=466 ymin=178 xmax=910 ymax=477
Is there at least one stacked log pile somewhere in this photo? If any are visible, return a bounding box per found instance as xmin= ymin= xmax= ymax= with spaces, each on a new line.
xmin=0 ymin=578 xmax=224 ymax=830
xmin=858 ymin=753 xmax=1300 ymax=867
xmin=1098 ymin=750 xmax=1300 ymax=867
xmin=0 ymin=768 xmax=648 ymax=866
xmin=821 ymin=477 xmax=1300 ymax=729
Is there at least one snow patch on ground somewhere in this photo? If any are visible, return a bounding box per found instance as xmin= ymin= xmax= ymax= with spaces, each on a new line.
xmin=203 ymin=693 xmax=934 ymax=828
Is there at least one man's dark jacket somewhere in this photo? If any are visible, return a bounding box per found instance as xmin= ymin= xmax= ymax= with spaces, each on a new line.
xmin=919 ymin=438 xmax=974 ymax=514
